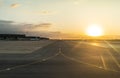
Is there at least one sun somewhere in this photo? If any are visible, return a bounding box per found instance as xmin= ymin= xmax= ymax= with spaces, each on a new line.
xmin=86 ymin=24 xmax=103 ymax=37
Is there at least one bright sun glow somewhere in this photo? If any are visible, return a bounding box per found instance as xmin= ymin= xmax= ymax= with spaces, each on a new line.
xmin=86 ymin=24 xmax=103 ymax=37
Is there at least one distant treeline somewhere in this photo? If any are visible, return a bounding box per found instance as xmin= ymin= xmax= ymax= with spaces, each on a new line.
xmin=0 ymin=34 xmax=49 ymax=41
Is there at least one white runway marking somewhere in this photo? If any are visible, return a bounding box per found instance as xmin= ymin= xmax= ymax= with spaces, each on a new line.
xmin=59 ymin=42 xmax=120 ymax=73
xmin=0 ymin=51 xmax=60 ymax=72
xmin=107 ymin=50 xmax=120 ymax=68
xmin=5 ymin=68 xmax=11 ymax=71
xmin=100 ymin=55 xmax=107 ymax=70
xmin=104 ymin=41 xmax=120 ymax=68
xmin=61 ymin=52 xmax=120 ymax=73
xmin=104 ymin=41 xmax=120 ymax=55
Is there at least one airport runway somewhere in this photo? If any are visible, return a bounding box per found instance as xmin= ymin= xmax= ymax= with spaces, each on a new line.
xmin=0 ymin=40 xmax=120 ymax=78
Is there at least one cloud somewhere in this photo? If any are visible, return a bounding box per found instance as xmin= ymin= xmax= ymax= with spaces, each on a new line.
xmin=23 ymin=23 xmax=53 ymax=32
xmin=0 ymin=20 xmax=24 ymax=34
xmin=0 ymin=20 xmax=53 ymax=35
xmin=10 ymin=3 xmax=20 ymax=8
xmin=25 ymin=10 xmax=56 ymax=15
xmin=0 ymin=20 xmax=80 ymax=39
xmin=34 ymin=23 xmax=52 ymax=28
xmin=0 ymin=20 xmax=65 ymax=39
xmin=0 ymin=20 xmax=13 ymax=23
xmin=40 ymin=11 xmax=56 ymax=15
xmin=23 ymin=23 xmax=52 ymax=30
xmin=27 ymin=31 xmax=61 ymax=39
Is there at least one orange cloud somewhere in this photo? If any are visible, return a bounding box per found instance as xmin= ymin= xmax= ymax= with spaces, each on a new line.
xmin=11 ymin=3 xmax=20 ymax=8
xmin=35 ymin=10 xmax=57 ymax=15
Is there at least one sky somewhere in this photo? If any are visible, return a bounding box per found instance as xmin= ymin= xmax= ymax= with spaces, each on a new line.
xmin=0 ymin=0 xmax=120 ymax=39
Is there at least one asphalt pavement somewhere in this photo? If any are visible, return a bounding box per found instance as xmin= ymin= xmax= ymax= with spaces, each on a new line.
xmin=0 ymin=40 xmax=120 ymax=78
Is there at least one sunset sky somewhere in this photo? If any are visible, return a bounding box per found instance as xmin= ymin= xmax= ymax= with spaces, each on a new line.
xmin=0 ymin=0 xmax=120 ymax=39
